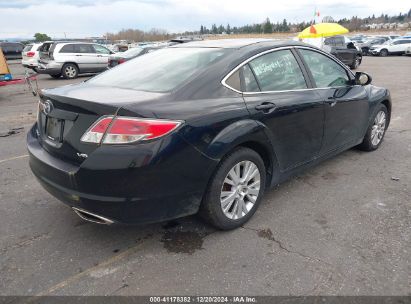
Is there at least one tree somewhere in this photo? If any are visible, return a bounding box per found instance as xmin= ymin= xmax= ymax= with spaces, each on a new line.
xmin=34 ymin=33 xmax=51 ymax=42
xmin=263 ymin=18 xmax=273 ymax=33
xmin=200 ymin=25 xmax=204 ymax=35
xmin=211 ymin=24 xmax=218 ymax=34
xmin=226 ymin=24 xmax=231 ymax=34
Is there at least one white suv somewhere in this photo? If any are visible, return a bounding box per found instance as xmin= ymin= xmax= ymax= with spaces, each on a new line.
xmin=37 ymin=42 xmax=114 ymax=79
xmin=21 ymin=43 xmax=43 ymax=70
xmin=369 ymin=39 xmax=411 ymax=56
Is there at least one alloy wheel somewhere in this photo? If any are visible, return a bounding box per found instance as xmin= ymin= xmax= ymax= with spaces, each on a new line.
xmin=65 ymin=66 xmax=77 ymax=78
xmin=371 ymin=111 xmax=386 ymax=146
xmin=220 ymin=160 xmax=261 ymax=220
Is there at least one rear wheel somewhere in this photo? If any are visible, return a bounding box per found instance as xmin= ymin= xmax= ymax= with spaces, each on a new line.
xmin=199 ymin=147 xmax=266 ymax=230
xmin=380 ymin=49 xmax=389 ymax=57
xmin=62 ymin=63 xmax=79 ymax=79
xmin=357 ymin=104 xmax=388 ymax=151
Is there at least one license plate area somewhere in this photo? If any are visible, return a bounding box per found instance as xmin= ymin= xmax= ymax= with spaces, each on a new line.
xmin=46 ymin=117 xmax=64 ymax=142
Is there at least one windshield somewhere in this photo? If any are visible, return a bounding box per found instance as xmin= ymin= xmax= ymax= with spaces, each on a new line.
xmin=89 ymin=47 xmax=229 ymax=92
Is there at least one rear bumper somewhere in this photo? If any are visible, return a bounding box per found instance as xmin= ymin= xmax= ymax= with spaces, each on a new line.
xmin=27 ymin=124 xmax=218 ymax=224
xmin=37 ymin=61 xmax=63 ymax=75
xmin=22 ymin=58 xmax=39 ymax=68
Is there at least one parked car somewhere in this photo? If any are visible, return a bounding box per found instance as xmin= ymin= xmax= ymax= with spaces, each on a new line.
xmin=0 ymin=42 xmax=24 ymax=60
xmin=323 ymin=35 xmax=362 ymax=69
xmin=27 ymin=39 xmax=391 ymax=229
xmin=37 ymin=42 xmax=114 ymax=79
xmin=405 ymin=46 xmax=411 ymax=56
xmin=21 ymin=43 xmax=43 ymax=70
xmin=369 ymin=38 xmax=411 ymax=56
xmin=358 ymin=37 xmax=389 ymax=55
xmin=108 ymin=46 xmax=161 ymax=68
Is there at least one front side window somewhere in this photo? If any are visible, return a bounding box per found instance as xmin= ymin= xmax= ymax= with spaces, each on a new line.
xmin=93 ymin=44 xmax=111 ymax=54
xmin=299 ymin=49 xmax=350 ymax=88
xmin=248 ymin=50 xmax=307 ymax=91
xmin=88 ymin=48 xmax=228 ymax=92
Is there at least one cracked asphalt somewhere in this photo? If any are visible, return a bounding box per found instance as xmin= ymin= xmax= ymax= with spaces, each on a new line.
xmin=0 ymin=56 xmax=410 ymax=296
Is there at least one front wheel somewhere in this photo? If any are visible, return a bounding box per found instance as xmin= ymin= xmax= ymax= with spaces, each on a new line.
xmin=199 ymin=147 xmax=266 ymax=230
xmin=357 ymin=104 xmax=388 ymax=151
xmin=350 ymin=56 xmax=361 ymax=69
xmin=380 ymin=49 xmax=389 ymax=57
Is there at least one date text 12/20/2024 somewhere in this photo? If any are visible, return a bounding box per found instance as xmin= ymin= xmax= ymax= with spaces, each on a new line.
xmin=149 ymin=296 xmax=257 ymax=303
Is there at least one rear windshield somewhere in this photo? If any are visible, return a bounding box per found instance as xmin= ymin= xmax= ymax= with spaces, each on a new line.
xmin=23 ymin=44 xmax=33 ymax=52
xmin=88 ymin=48 xmax=229 ymax=92
xmin=122 ymin=47 xmax=144 ymax=58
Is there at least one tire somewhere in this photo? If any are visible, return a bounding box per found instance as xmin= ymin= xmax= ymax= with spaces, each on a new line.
xmin=50 ymin=73 xmax=61 ymax=79
xmin=62 ymin=63 xmax=79 ymax=79
xmin=362 ymin=47 xmax=369 ymax=56
xmin=357 ymin=104 xmax=388 ymax=151
xmin=350 ymin=55 xmax=361 ymax=69
xmin=199 ymin=147 xmax=266 ymax=230
xmin=380 ymin=49 xmax=389 ymax=57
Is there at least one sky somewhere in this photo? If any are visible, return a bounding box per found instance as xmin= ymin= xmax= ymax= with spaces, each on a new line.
xmin=1 ymin=0 xmax=410 ymax=39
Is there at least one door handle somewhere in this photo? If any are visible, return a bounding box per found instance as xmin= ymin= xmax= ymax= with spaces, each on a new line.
xmin=255 ymin=102 xmax=276 ymax=113
xmin=325 ymin=97 xmax=337 ymax=107
xmin=75 ymin=54 xmax=82 ymax=56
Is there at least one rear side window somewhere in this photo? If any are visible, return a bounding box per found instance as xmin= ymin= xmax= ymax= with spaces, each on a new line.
xmin=74 ymin=44 xmax=95 ymax=53
xmin=299 ymin=49 xmax=350 ymax=88
xmin=248 ymin=50 xmax=307 ymax=91
xmin=324 ymin=38 xmax=334 ymax=46
xmin=225 ymin=70 xmax=241 ymax=92
xmin=334 ymin=37 xmax=345 ymax=46
xmin=241 ymin=64 xmax=260 ymax=92
xmin=59 ymin=44 xmax=75 ymax=53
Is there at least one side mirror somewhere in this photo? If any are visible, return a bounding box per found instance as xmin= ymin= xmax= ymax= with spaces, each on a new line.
xmin=355 ymin=72 xmax=372 ymax=86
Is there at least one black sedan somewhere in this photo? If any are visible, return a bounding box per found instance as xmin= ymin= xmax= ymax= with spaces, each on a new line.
xmin=27 ymin=39 xmax=391 ymax=230
xmin=108 ymin=46 xmax=161 ymax=67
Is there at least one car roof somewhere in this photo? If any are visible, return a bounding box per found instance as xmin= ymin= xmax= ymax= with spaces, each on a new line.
xmin=172 ymin=38 xmax=304 ymax=49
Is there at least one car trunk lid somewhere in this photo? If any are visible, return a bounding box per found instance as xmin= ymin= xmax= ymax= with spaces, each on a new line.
xmin=37 ymin=83 xmax=165 ymax=164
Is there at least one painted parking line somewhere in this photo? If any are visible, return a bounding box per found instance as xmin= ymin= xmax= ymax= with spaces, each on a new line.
xmin=31 ymin=242 xmax=145 ymax=297
xmin=0 ymin=154 xmax=29 ymax=164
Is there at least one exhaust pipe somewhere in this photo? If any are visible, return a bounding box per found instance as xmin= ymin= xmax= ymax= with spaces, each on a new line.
xmin=72 ymin=207 xmax=114 ymax=225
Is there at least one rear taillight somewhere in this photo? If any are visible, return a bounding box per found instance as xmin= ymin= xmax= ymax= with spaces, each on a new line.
xmin=27 ymin=51 xmax=35 ymax=57
xmin=80 ymin=116 xmax=183 ymax=144
xmin=118 ymin=58 xmax=126 ymax=64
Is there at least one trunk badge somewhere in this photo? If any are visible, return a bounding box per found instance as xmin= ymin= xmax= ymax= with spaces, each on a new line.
xmin=77 ymin=153 xmax=88 ymax=159
xmin=41 ymin=100 xmax=53 ymax=115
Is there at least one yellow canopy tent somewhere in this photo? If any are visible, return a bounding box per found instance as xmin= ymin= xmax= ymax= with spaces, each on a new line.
xmin=298 ymin=23 xmax=349 ymax=39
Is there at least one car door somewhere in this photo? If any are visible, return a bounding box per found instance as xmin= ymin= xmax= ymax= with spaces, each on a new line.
xmin=92 ymin=44 xmax=112 ymax=71
xmin=297 ymin=48 xmax=369 ymax=155
xmin=241 ymin=48 xmax=324 ymax=171
xmin=334 ymin=36 xmax=353 ymax=64
xmin=396 ymin=40 xmax=411 ymax=53
xmin=73 ymin=44 xmax=98 ymax=72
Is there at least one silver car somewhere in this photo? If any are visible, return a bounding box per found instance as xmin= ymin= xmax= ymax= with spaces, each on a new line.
xmin=37 ymin=42 xmax=114 ymax=79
